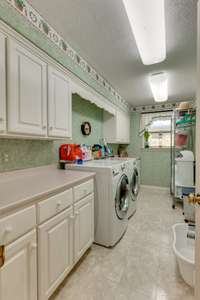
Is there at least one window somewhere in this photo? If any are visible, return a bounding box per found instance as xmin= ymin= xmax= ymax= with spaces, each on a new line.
xmin=140 ymin=111 xmax=172 ymax=148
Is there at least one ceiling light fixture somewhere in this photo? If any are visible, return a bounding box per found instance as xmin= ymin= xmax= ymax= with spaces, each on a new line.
xmin=122 ymin=0 xmax=166 ymax=65
xmin=149 ymin=72 xmax=168 ymax=102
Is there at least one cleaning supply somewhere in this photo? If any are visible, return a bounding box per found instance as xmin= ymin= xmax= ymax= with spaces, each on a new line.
xmin=92 ymin=144 xmax=103 ymax=159
xmin=59 ymin=144 xmax=83 ymax=162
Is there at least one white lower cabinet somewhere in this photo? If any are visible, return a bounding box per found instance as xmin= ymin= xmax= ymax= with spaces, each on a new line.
xmin=74 ymin=194 xmax=94 ymax=263
xmin=38 ymin=192 xmax=94 ymax=300
xmin=0 ymin=229 xmax=37 ymax=300
xmin=0 ymin=179 xmax=94 ymax=300
xmin=38 ymin=207 xmax=73 ymax=300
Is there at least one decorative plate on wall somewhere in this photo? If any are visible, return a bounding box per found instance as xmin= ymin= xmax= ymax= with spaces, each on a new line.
xmin=81 ymin=122 xmax=92 ymax=136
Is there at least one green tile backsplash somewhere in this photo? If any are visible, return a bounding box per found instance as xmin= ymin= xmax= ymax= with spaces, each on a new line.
xmin=0 ymin=139 xmax=56 ymax=172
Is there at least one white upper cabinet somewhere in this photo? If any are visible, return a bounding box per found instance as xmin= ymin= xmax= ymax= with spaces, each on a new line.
xmin=7 ymin=39 xmax=47 ymax=136
xmin=0 ymin=32 xmax=6 ymax=133
xmin=116 ymin=110 xmax=130 ymax=143
xmin=103 ymin=110 xmax=130 ymax=144
xmin=48 ymin=66 xmax=72 ymax=138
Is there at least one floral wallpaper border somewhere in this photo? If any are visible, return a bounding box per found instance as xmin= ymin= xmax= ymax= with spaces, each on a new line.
xmin=131 ymin=101 xmax=195 ymax=113
xmin=3 ymin=0 xmax=130 ymax=112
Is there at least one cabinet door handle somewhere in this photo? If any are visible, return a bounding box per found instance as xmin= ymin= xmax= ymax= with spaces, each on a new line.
xmin=42 ymin=125 xmax=46 ymax=129
xmin=49 ymin=126 xmax=53 ymax=130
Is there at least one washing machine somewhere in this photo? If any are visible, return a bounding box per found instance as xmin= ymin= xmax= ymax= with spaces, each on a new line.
xmin=106 ymin=157 xmax=140 ymax=218
xmin=127 ymin=158 xmax=140 ymax=218
xmin=67 ymin=160 xmax=130 ymax=247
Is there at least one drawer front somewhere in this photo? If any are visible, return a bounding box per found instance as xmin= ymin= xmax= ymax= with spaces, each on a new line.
xmin=0 ymin=206 xmax=36 ymax=245
xmin=38 ymin=188 xmax=73 ymax=223
xmin=74 ymin=179 xmax=94 ymax=203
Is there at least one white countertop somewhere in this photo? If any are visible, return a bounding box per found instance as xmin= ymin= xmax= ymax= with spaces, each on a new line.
xmin=0 ymin=165 xmax=95 ymax=215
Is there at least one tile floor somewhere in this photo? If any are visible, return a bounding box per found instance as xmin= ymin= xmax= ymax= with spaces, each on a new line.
xmin=51 ymin=186 xmax=195 ymax=300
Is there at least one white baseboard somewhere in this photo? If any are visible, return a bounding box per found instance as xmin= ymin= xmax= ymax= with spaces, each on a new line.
xmin=140 ymin=184 xmax=170 ymax=192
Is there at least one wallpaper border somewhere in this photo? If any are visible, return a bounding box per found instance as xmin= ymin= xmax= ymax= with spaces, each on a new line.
xmin=131 ymin=101 xmax=195 ymax=113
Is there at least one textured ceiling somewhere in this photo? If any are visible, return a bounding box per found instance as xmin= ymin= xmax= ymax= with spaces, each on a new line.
xmin=29 ymin=0 xmax=197 ymax=106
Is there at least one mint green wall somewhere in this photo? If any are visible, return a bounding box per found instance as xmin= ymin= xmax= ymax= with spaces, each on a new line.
xmin=54 ymin=94 xmax=118 ymax=160
xmin=72 ymin=94 xmax=103 ymax=145
xmin=127 ymin=112 xmax=171 ymax=188
xmin=140 ymin=149 xmax=171 ymax=187
xmin=0 ymin=94 xmax=118 ymax=173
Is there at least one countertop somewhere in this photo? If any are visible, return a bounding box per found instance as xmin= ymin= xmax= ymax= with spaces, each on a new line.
xmin=0 ymin=165 xmax=95 ymax=215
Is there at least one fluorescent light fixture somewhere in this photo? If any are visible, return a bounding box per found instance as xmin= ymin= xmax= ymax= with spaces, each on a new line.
xmin=122 ymin=0 xmax=166 ymax=65
xmin=149 ymin=72 xmax=168 ymax=102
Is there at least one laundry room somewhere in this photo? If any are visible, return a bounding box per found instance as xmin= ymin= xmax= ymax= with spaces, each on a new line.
xmin=0 ymin=0 xmax=199 ymax=300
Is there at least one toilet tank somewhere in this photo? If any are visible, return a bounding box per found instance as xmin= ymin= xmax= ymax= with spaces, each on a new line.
xmin=175 ymin=151 xmax=194 ymax=186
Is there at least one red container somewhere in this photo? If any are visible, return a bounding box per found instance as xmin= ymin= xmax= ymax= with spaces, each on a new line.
xmin=59 ymin=144 xmax=83 ymax=161
xmin=175 ymin=134 xmax=188 ymax=147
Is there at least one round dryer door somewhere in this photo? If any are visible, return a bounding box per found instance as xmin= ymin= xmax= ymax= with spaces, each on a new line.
xmin=131 ymin=168 xmax=139 ymax=199
xmin=115 ymin=174 xmax=129 ymax=220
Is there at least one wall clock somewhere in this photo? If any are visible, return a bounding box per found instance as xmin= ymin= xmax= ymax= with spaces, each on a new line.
xmin=81 ymin=122 xmax=92 ymax=136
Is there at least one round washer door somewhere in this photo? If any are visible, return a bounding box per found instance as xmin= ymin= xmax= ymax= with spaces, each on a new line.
xmin=131 ymin=168 xmax=139 ymax=199
xmin=115 ymin=174 xmax=129 ymax=220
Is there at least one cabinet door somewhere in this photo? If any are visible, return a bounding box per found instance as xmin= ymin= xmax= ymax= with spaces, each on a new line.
xmin=116 ymin=111 xmax=130 ymax=144
xmin=0 ymin=230 xmax=37 ymax=300
xmin=74 ymin=194 xmax=94 ymax=263
xmin=122 ymin=112 xmax=130 ymax=143
xmin=38 ymin=207 xmax=73 ymax=300
xmin=103 ymin=110 xmax=130 ymax=144
xmin=103 ymin=111 xmax=117 ymax=143
xmin=0 ymin=32 xmax=6 ymax=132
xmin=48 ymin=66 xmax=72 ymax=138
xmin=7 ymin=39 xmax=47 ymax=136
